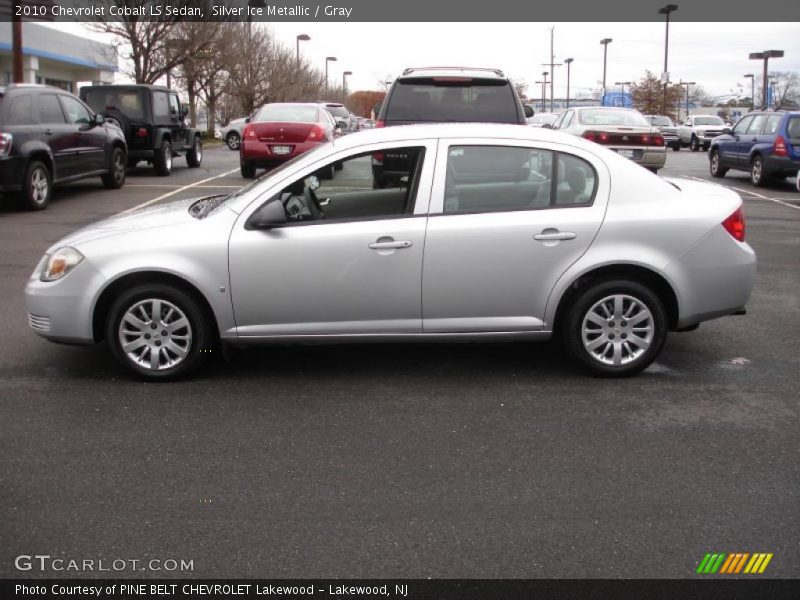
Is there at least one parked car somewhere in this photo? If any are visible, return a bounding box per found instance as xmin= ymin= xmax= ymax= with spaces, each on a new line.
xmin=709 ymin=110 xmax=800 ymax=186
xmin=80 ymin=84 xmax=202 ymax=176
xmin=220 ymin=117 xmax=246 ymax=150
xmin=677 ymin=114 xmax=726 ymax=151
xmin=644 ymin=115 xmax=681 ymax=151
xmin=319 ymin=102 xmax=355 ymax=133
xmin=239 ymin=102 xmax=340 ymax=179
xmin=528 ymin=112 xmax=559 ymax=128
xmin=374 ymin=67 xmax=532 ymax=187
xmin=0 ymin=84 xmax=127 ymax=210
xmin=551 ymin=107 xmax=666 ymax=173
xmin=26 ymin=124 xmax=755 ymax=380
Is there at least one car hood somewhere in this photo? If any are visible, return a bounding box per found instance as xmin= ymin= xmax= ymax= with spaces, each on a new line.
xmin=48 ymin=197 xmax=201 ymax=252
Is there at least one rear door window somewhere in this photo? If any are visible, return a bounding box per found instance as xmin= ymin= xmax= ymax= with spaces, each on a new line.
xmin=152 ymin=92 xmax=170 ymax=121
xmin=746 ymin=115 xmax=766 ymax=135
xmin=785 ymin=117 xmax=800 ymax=139
xmin=763 ymin=115 xmax=781 ymax=135
xmin=37 ymin=94 xmax=67 ymax=124
xmin=387 ymin=77 xmax=519 ymax=123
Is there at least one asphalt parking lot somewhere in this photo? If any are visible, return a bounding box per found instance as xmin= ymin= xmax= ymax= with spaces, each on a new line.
xmin=1 ymin=143 xmax=798 ymax=578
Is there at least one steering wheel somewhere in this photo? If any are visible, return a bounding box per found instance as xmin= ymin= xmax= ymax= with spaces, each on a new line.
xmin=304 ymin=186 xmax=325 ymax=219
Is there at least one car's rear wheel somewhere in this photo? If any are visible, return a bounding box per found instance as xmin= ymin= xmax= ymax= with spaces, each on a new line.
xmin=106 ymin=284 xmax=214 ymax=380
xmin=750 ymin=155 xmax=766 ymax=187
xmin=102 ymin=146 xmax=127 ymax=189
xmin=19 ymin=160 xmax=52 ymax=210
xmin=154 ymin=140 xmax=172 ymax=176
xmin=240 ymin=162 xmax=256 ymax=179
xmin=672 ymin=142 xmax=680 ymax=151
xmin=709 ymin=150 xmax=728 ymax=178
xmin=334 ymin=161 xmax=344 ymax=171
xmin=226 ymin=132 xmax=241 ymax=150
xmin=186 ymin=135 xmax=202 ymax=168
xmin=561 ymin=279 xmax=667 ymax=377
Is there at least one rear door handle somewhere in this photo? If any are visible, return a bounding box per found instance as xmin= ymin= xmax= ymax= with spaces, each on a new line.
xmin=534 ymin=231 xmax=576 ymax=241
xmin=369 ymin=240 xmax=412 ymax=250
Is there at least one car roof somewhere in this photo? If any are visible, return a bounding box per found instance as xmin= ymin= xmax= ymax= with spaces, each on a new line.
xmin=399 ymin=67 xmax=507 ymax=80
xmin=82 ymin=84 xmax=173 ymax=92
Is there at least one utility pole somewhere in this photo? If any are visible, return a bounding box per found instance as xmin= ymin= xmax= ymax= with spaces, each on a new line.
xmin=541 ymin=27 xmax=561 ymax=112
xmin=12 ymin=12 xmax=23 ymax=83
xmin=659 ymin=5 xmax=678 ymax=115
xmin=679 ymin=80 xmax=695 ymax=120
xmin=600 ymin=38 xmax=613 ymax=105
xmin=564 ymin=58 xmax=573 ymax=109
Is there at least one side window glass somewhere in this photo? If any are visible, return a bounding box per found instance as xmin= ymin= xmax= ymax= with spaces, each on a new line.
xmin=563 ymin=111 xmax=574 ymax=128
xmin=152 ymin=92 xmax=170 ymax=121
xmin=277 ymin=146 xmax=426 ymax=223
xmin=552 ymin=112 xmax=566 ymax=129
xmin=7 ymin=94 xmax=33 ymax=124
xmin=37 ymin=94 xmax=67 ymax=124
xmin=732 ymin=116 xmax=752 ymax=135
xmin=444 ymin=145 xmax=554 ymax=214
xmin=763 ymin=115 xmax=781 ymax=135
xmin=169 ymin=95 xmax=181 ymax=118
xmin=60 ymin=96 xmax=92 ymax=125
xmin=555 ymin=154 xmax=597 ymax=206
xmin=746 ymin=115 xmax=766 ymax=135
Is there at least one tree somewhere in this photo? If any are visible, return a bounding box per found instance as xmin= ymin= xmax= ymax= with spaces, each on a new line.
xmin=171 ymin=21 xmax=224 ymax=127
xmin=762 ymin=71 xmax=800 ymax=109
xmin=345 ymin=91 xmax=386 ymax=118
xmin=629 ymin=71 xmax=683 ymax=120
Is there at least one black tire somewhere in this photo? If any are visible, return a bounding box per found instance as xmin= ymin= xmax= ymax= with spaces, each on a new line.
xmin=226 ymin=132 xmax=241 ymax=151
xmin=672 ymin=143 xmax=681 ymax=151
xmin=19 ymin=160 xmax=52 ymax=211
xmin=101 ymin=146 xmax=127 ymax=189
xmin=709 ymin=150 xmax=728 ymax=178
xmin=127 ymin=159 xmax=138 ymax=169
xmin=154 ymin=139 xmax=172 ymax=176
xmin=690 ymin=136 xmax=700 ymax=152
xmin=561 ymin=279 xmax=668 ymax=377
xmin=750 ymin=155 xmax=766 ymax=187
xmin=317 ymin=164 xmax=335 ymax=180
xmin=240 ymin=162 xmax=256 ymax=179
xmin=106 ymin=283 xmax=215 ymax=381
xmin=186 ymin=135 xmax=202 ymax=168
xmin=334 ymin=161 xmax=344 ymax=171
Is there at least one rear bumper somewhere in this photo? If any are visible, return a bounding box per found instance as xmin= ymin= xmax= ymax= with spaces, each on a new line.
xmin=127 ymin=149 xmax=155 ymax=160
xmin=240 ymin=139 xmax=322 ymax=166
xmin=0 ymin=156 xmax=28 ymax=193
xmin=608 ymin=146 xmax=667 ymax=169
xmin=763 ymin=154 xmax=800 ymax=178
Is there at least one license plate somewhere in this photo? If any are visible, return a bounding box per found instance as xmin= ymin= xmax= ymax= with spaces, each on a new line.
xmin=617 ymin=149 xmax=634 ymax=159
xmin=272 ymin=145 xmax=291 ymax=155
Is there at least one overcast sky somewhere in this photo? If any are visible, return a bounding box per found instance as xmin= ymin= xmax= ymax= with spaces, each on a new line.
xmin=46 ymin=22 xmax=799 ymax=99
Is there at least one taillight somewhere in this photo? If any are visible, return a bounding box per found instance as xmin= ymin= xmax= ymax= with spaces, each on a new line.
xmin=135 ymin=128 xmax=147 ymax=138
xmin=652 ymin=134 xmax=664 ymax=146
xmin=722 ymin=207 xmax=746 ymax=242
xmin=306 ymin=125 xmax=326 ymax=141
xmin=244 ymin=125 xmax=256 ymax=139
xmin=376 ymin=120 xmax=385 ymax=128
xmin=0 ymin=133 xmax=12 ymax=156
xmin=372 ymin=151 xmax=384 ymax=165
xmin=582 ymin=131 xmax=596 ymax=142
xmin=773 ymin=135 xmax=788 ymax=157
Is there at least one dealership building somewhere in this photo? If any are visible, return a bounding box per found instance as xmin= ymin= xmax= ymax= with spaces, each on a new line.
xmin=0 ymin=22 xmax=116 ymax=92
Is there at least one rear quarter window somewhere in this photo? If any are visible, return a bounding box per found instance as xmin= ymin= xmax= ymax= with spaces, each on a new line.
xmin=787 ymin=117 xmax=800 ymax=139
xmin=5 ymin=94 xmax=34 ymax=125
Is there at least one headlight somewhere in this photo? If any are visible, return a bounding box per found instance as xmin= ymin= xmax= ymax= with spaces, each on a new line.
xmin=40 ymin=247 xmax=84 ymax=282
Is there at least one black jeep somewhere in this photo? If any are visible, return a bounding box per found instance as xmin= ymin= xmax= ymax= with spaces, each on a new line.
xmin=80 ymin=84 xmax=202 ymax=176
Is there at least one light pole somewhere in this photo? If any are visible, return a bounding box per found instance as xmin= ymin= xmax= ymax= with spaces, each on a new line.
xmin=541 ymin=72 xmax=549 ymax=112
xmin=296 ymin=34 xmax=310 ymax=64
xmin=325 ymin=56 xmax=337 ymax=95
xmin=564 ymin=58 xmax=573 ymax=108
xmin=770 ymin=78 xmax=778 ymax=108
xmin=743 ymin=74 xmax=755 ymax=112
xmin=342 ymin=70 xmax=352 ymax=96
xmin=658 ymin=4 xmax=678 ymax=115
xmin=749 ymin=50 xmax=783 ymax=109
xmin=600 ymin=38 xmax=612 ymax=105
xmin=679 ymin=81 xmax=695 ymax=120
xmin=534 ymin=80 xmax=545 ymax=111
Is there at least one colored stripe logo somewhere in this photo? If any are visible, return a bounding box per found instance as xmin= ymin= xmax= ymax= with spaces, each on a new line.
xmin=697 ymin=552 xmax=773 ymax=574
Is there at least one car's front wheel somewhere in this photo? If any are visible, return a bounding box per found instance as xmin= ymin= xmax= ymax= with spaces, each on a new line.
xmin=106 ymin=284 xmax=214 ymax=380
xmin=750 ymin=155 xmax=766 ymax=187
xmin=226 ymin=132 xmax=241 ymax=150
xmin=710 ymin=150 xmax=728 ymax=178
xmin=102 ymin=146 xmax=127 ymax=189
xmin=561 ymin=279 xmax=667 ymax=377
xmin=186 ymin=135 xmax=202 ymax=168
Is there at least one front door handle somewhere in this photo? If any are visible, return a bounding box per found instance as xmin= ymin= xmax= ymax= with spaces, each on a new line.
xmin=369 ymin=240 xmax=412 ymax=250
xmin=534 ymin=231 xmax=576 ymax=241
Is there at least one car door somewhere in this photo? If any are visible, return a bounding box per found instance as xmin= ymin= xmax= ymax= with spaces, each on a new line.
xmin=168 ymin=93 xmax=188 ymax=148
xmin=59 ymin=94 xmax=106 ymax=172
xmin=719 ymin=115 xmax=751 ymax=168
xmin=35 ymin=92 xmax=76 ymax=180
xmin=741 ymin=114 xmax=767 ymax=165
xmin=228 ymin=139 xmax=437 ymax=337
xmin=422 ymin=140 xmax=608 ymax=333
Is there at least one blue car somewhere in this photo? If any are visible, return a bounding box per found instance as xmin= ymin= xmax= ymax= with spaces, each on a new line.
xmin=709 ymin=111 xmax=800 ymax=186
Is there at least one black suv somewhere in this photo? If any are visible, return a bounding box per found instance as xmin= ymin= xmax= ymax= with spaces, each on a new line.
xmin=374 ymin=67 xmax=532 ymax=186
xmin=0 ymin=84 xmax=127 ymax=210
xmin=80 ymin=84 xmax=202 ymax=176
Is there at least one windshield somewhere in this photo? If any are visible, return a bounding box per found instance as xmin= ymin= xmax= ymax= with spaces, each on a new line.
xmin=579 ymin=109 xmax=648 ymax=126
xmin=255 ymin=105 xmax=319 ymax=123
xmin=326 ymin=105 xmax=348 ymax=118
xmin=386 ymin=77 xmax=519 ymax=123
xmin=694 ymin=116 xmax=724 ymax=126
xmin=648 ymin=116 xmax=673 ymax=126
xmin=82 ymin=89 xmax=146 ymax=120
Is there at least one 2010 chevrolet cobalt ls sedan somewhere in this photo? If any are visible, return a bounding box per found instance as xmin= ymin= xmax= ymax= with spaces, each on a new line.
xmin=25 ymin=124 xmax=756 ymax=380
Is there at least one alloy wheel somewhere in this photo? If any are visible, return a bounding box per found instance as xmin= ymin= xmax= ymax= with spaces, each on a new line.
xmin=581 ymin=294 xmax=654 ymax=367
xmin=118 ymin=298 xmax=192 ymax=371
xmin=31 ymin=168 xmax=48 ymax=205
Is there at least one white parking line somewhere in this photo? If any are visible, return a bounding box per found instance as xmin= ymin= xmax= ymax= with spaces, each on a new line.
xmin=124 ymin=184 xmax=243 ymax=189
xmin=686 ymin=176 xmax=800 ymax=210
xmin=121 ymin=168 xmax=240 ymax=214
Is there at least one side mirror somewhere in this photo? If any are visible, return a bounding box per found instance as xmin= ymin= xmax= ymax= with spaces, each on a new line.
xmin=180 ymin=104 xmax=189 ymax=118
xmin=523 ymin=105 xmax=534 ymax=118
xmin=722 ymin=127 xmax=732 ymax=135
xmin=336 ymin=120 xmax=347 ymax=130
xmin=247 ymin=200 xmax=287 ymax=229
xmin=94 ymin=113 xmax=105 ymax=126
xmin=245 ymin=117 xmax=251 ymax=123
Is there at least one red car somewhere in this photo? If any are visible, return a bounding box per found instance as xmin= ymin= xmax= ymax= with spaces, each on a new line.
xmin=240 ymin=103 xmax=340 ymax=179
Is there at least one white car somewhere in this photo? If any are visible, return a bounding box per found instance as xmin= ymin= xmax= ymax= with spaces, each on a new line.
xmin=220 ymin=117 xmax=247 ymax=150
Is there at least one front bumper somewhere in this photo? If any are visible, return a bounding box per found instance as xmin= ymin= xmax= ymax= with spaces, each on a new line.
xmin=25 ymin=258 xmax=105 ymax=345
xmin=240 ymin=139 xmax=322 ymax=167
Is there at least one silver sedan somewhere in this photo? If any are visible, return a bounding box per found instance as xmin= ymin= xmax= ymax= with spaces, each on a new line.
xmin=25 ymin=124 xmax=756 ymax=380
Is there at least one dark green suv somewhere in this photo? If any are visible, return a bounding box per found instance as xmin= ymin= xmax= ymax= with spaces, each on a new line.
xmin=80 ymin=84 xmax=202 ymax=176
